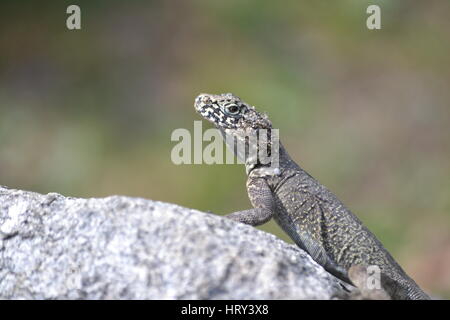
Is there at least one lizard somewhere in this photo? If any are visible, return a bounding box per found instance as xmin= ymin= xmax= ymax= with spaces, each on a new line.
xmin=194 ymin=92 xmax=430 ymax=300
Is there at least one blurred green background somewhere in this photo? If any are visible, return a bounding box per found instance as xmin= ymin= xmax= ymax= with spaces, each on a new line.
xmin=0 ymin=0 xmax=449 ymax=297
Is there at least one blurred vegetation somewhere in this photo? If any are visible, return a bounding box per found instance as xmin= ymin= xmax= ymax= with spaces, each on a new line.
xmin=0 ymin=0 xmax=449 ymax=297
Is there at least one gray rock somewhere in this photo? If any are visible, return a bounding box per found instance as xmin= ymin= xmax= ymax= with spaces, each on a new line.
xmin=0 ymin=186 xmax=349 ymax=299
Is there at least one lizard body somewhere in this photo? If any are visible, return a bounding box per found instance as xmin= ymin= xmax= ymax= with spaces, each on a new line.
xmin=194 ymin=92 xmax=430 ymax=300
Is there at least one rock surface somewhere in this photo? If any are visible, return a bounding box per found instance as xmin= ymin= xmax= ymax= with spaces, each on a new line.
xmin=0 ymin=186 xmax=348 ymax=299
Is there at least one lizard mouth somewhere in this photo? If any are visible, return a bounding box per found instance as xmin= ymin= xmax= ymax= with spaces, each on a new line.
xmin=194 ymin=94 xmax=212 ymax=117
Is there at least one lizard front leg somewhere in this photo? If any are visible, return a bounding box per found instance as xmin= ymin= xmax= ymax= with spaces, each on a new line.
xmin=225 ymin=177 xmax=275 ymax=226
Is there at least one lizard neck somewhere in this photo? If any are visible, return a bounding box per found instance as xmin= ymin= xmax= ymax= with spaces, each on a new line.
xmin=245 ymin=142 xmax=295 ymax=178
xmin=219 ymin=127 xmax=296 ymax=178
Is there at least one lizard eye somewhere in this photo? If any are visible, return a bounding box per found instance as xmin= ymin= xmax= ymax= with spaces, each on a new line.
xmin=224 ymin=104 xmax=240 ymax=116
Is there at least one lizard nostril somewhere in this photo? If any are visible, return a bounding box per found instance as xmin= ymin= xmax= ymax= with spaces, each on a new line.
xmin=196 ymin=94 xmax=212 ymax=106
xmin=196 ymin=95 xmax=204 ymax=104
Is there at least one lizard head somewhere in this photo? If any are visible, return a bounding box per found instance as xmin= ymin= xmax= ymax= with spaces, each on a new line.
xmin=194 ymin=93 xmax=272 ymax=130
xmin=194 ymin=93 xmax=278 ymax=172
